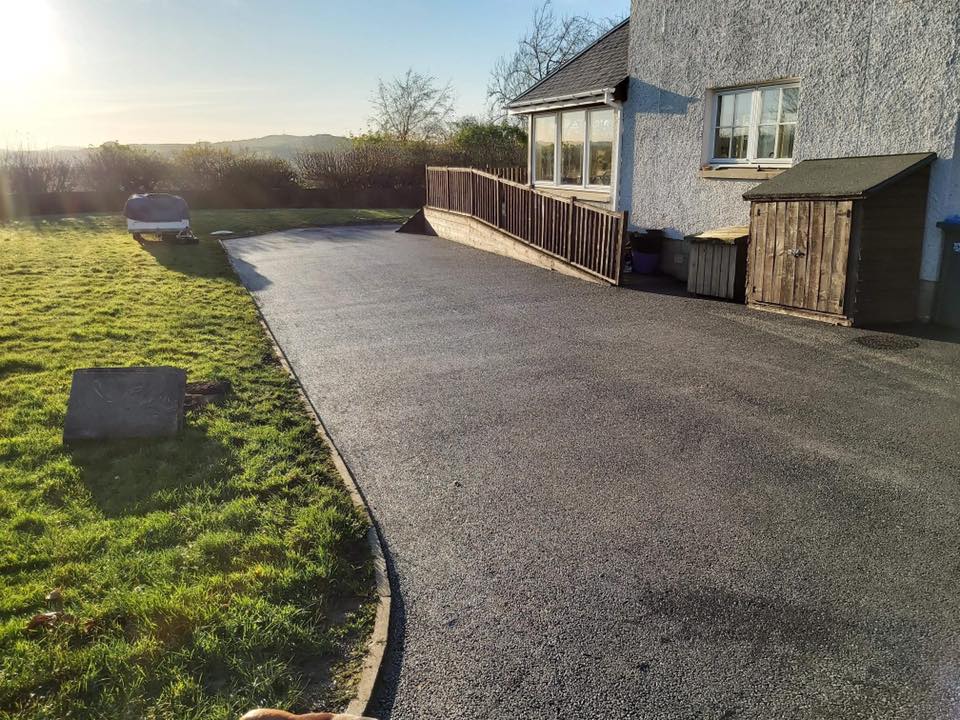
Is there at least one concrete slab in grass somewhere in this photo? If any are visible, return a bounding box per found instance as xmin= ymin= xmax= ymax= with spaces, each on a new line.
xmin=63 ymin=367 xmax=186 ymax=442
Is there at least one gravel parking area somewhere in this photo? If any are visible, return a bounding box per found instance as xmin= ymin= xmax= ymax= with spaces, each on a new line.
xmin=226 ymin=225 xmax=960 ymax=720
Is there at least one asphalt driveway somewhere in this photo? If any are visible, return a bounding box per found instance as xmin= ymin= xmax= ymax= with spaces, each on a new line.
xmin=225 ymin=225 xmax=960 ymax=720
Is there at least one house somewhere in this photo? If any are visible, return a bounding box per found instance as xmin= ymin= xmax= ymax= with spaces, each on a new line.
xmin=505 ymin=1 xmax=960 ymax=322
xmin=506 ymin=20 xmax=629 ymax=210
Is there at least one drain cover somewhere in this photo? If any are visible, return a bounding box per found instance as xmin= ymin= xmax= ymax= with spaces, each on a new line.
xmin=854 ymin=335 xmax=920 ymax=350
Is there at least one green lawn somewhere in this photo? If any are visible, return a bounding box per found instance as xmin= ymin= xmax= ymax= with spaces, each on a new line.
xmin=0 ymin=209 xmax=409 ymax=719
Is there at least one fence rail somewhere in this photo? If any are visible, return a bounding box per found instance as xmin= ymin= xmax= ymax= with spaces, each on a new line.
xmin=425 ymin=166 xmax=626 ymax=285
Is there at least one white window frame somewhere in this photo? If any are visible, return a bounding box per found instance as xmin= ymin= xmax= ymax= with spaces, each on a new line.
xmin=708 ymin=81 xmax=799 ymax=167
xmin=532 ymin=114 xmax=557 ymax=184
xmin=530 ymin=105 xmax=618 ymax=190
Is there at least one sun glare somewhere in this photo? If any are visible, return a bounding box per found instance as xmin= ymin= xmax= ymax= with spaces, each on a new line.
xmin=0 ymin=0 xmax=63 ymax=95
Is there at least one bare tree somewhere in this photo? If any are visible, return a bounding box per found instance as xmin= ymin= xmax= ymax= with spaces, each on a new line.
xmin=486 ymin=1 xmax=622 ymax=122
xmin=371 ymin=69 xmax=456 ymax=142
xmin=0 ymin=150 xmax=76 ymax=194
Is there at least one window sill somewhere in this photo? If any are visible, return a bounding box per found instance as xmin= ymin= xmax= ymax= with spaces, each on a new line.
xmin=532 ymin=185 xmax=612 ymax=198
xmin=699 ymin=166 xmax=787 ymax=181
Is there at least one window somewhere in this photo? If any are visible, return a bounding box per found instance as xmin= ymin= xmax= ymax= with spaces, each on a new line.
xmin=588 ymin=110 xmax=614 ymax=185
xmin=710 ymin=83 xmax=798 ymax=165
xmin=530 ymin=106 xmax=616 ymax=188
xmin=560 ymin=111 xmax=585 ymax=184
xmin=533 ymin=114 xmax=556 ymax=182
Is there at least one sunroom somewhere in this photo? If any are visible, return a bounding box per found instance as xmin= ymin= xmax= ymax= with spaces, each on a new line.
xmin=506 ymin=19 xmax=629 ymax=209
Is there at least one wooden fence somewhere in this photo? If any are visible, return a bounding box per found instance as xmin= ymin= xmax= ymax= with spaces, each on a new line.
xmin=425 ymin=166 xmax=626 ymax=285
xmin=481 ymin=166 xmax=528 ymax=184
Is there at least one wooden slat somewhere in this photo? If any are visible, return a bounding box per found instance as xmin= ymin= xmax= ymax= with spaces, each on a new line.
xmin=817 ymin=201 xmax=838 ymax=312
xmin=714 ymin=245 xmax=723 ymax=296
xmin=748 ymin=204 xmax=762 ymax=301
xmin=689 ymin=242 xmax=700 ymax=293
xmin=829 ymin=200 xmax=852 ymax=314
xmin=803 ymin=201 xmax=824 ymax=310
xmin=781 ymin=201 xmax=799 ymax=306
xmin=697 ymin=243 xmax=713 ymax=295
xmin=763 ymin=202 xmax=787 ymax=305
xmin=727 ymin=245 xmax=737 ymax=298
xmin=792 ymin=201 xmax=810 ymax=308
xmin=715 ymin=245 xmax=724 ymax=296
xmin=761 ymin=203 xmax=777 ymax=303
xmin=718 ymin=244 xmax=730 ymax=298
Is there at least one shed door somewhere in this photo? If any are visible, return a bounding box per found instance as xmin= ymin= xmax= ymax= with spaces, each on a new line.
xmin=749 ymin=200 xmax=851 ymax=315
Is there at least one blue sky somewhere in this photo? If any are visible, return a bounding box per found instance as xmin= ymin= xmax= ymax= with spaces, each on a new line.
xmin=0 ymin=0 xmax=627 ymax=148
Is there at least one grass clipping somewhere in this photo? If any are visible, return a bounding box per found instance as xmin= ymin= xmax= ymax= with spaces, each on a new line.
xmin=0 ymin=212 xmax=396 ymax=719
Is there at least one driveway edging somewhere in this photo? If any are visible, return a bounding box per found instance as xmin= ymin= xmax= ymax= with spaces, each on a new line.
xmin=223 ymin=240 xmax=391 ymax=719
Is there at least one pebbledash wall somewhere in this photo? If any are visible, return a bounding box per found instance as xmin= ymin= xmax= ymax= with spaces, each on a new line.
xmin=617 ymin=0 xmax=960 ymax=319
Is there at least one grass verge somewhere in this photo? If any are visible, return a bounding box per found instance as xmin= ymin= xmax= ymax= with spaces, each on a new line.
xmin=0 ymin=209 xmax=408 ymax=719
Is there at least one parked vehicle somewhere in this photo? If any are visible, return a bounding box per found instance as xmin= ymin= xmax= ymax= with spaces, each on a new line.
xmin=123 ymin=193 xmax=197 ymax=243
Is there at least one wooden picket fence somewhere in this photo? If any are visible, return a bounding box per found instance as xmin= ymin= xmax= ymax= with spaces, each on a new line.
xmin=424 ymin=166 xmax=627 ymax=285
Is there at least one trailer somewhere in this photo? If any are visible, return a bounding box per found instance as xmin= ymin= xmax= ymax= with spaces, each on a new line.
xmin=123 ymin=193 xmax=197 ymax=243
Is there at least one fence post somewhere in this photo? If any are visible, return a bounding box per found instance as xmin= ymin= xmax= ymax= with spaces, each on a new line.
xmin=496 ymin=177 xmax=502 ymax=229
xmin=444 ymin=168 xmax=450 ymax=210
xmin=424 ymin=166 xmax=429 ymax=208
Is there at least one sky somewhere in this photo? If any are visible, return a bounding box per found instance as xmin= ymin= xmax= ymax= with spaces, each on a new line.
xmin=0 ymin=0 xmax=627 ymax=149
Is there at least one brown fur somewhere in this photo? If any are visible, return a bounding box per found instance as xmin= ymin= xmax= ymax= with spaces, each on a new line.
xmin=239 ymin=711 xmax=335 ymax=720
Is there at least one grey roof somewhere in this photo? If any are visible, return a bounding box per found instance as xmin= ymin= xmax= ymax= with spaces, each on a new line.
xmin=507 ymin=20 xmax=629 ymax=108
xmin=742 ymin=153 xmax=936 ymax=201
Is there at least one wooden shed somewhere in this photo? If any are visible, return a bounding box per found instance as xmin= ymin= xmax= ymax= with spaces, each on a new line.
xmin=743 ymin=153 xmax=936 ymax=326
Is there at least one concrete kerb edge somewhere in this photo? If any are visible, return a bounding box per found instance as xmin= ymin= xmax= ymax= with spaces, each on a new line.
xmin=220 ymin=239 xmax=391 ymax=719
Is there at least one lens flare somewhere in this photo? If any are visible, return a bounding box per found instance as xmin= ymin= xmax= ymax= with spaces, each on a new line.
xmin=0 ymin=0 xmax=64 ymax=96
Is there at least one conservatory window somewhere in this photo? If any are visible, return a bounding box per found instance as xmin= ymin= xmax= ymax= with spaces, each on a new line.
xmin=588 ymin=109 xmax=614 ymax=185
xmin=560 ymin=110 xmax=585 ymax=185
xmin=533 ymin=114 xmax=556 ymax=183
xmin=531 ymin=106 xmax=616 ymax=188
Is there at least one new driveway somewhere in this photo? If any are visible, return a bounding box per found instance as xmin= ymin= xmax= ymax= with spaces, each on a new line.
xmin=225 ymin=226 xmax=960 ymax=720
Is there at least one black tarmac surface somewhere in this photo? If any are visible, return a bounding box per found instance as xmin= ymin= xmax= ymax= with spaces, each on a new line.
xmin=226 ymin=226 xmax=960 ymax=720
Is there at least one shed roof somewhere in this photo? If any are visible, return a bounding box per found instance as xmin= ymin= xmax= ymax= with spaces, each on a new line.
xmin=742 ymin=153 xmax=936 ymax=201
xmin=507 ymin=20 xmax=629 ymax=109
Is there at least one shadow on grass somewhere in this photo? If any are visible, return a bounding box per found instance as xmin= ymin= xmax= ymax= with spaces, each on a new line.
xmin=67 ymin=424 xmax=232 ymax=517
xmin=136 ymin=236 xmax=236 ymax=280
xmin=0 ymin=357 xmax=45 ymax=379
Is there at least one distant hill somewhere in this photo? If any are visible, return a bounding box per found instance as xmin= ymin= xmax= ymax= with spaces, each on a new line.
xmin=42 ymin=134 xmax=352 ymax=161
xmin=133 ymin=134 xmax=352 ymax=161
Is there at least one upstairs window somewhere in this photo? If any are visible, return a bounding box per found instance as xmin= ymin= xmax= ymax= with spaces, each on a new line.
xmin=710 ymin=82 xmax=799 ymax=165
xmin=531 ymin=106 xmax=616 ymax=188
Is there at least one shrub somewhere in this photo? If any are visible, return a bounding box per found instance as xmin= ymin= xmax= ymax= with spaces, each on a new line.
xmin=295 ymin=122 xmax=526 ymax=191
xmin=0 ymin=150 xmax=77 ymax=194
xmin=172 ymin=145 xmax=297 ymax=193
xmin=81 ymin=142 xmax=170 ymax=193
